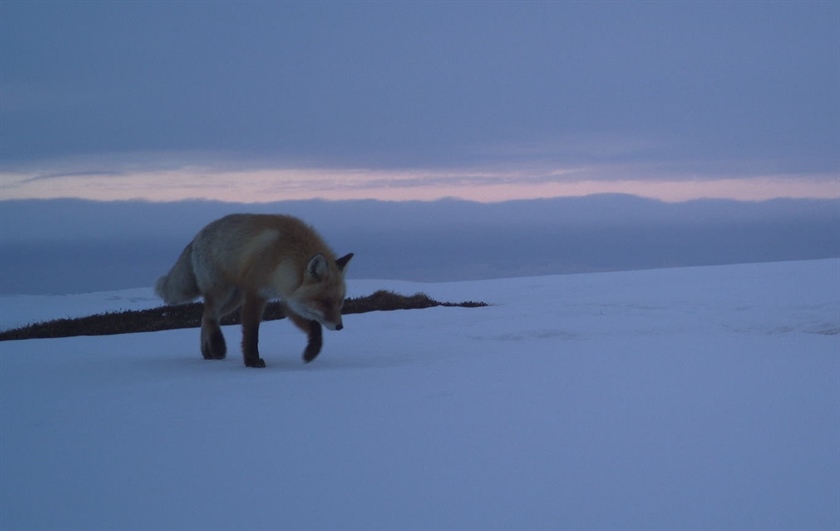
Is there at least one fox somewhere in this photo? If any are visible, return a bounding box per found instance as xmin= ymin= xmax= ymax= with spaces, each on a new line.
xmin=154 ymin=213 xmax=353 ymax=368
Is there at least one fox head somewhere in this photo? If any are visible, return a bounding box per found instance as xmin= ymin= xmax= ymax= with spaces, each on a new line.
xmin=286 ymin=252 xmax=353 ymax=331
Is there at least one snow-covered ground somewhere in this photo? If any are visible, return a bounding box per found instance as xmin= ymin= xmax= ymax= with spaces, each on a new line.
xmin=1 ymin=260 xmax=838 ymax=530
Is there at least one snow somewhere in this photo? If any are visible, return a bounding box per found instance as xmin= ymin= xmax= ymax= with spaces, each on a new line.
xmin=1 ymin=260 xmax=838 ymax=530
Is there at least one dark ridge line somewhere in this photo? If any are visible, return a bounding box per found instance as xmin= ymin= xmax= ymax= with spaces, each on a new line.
xmin=0 ymin=290 xmax=488 ymax=341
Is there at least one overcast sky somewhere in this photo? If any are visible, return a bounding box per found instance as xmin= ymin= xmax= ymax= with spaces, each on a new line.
xmin=1 ymin=1 xmax=838 ymax=202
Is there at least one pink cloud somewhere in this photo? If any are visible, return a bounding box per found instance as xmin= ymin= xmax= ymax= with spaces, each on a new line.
xmin=2 ymin=163 xmax=837 ymax=203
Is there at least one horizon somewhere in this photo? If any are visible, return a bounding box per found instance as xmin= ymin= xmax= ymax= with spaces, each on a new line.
xmin=3 ymin=165 xmax=839 ymax=204
xmin=2 ymin=189 xmax=840 ymax=208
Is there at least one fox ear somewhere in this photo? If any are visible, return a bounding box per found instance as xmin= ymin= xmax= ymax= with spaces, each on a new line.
xmin=336 ymin=253 xmax=354 ymax=272
xmin=307 ymin=254 xmax=329 ymax=282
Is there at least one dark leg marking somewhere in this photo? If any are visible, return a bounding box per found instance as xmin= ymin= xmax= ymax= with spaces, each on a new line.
xmin=241 ymin=295 xmax=267 ymax=368
xmin=302 ymin=320 xmax=323 ymax=363
xmin=287 ymin=313 xmax=323 ymax=363
xmin=200 ymin=294 xmax=227 ymax=360
xmin=201 ymin=326 xmax=227 ymax=360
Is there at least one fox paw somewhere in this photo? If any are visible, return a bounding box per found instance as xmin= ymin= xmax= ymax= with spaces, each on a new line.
xmin=302 ymin=344 xmax=322 ymax=363
xmin=202 ymin=350 xmax=226 ymax=360
xmin=245 ymin=357 xmax=266 ymax=368
xmin=202 ymin=329 xmax=227 ymax=360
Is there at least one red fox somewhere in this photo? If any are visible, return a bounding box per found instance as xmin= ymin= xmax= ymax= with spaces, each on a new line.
xmin=155 ymin=214 xmax=353 ymax=368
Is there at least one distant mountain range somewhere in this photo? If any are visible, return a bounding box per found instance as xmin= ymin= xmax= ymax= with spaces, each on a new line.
xmin=1 ymin=194 xmax=838 ymax=294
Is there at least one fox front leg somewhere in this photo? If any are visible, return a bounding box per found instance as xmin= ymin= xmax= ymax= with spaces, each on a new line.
xmin=302 ymin=320 xmax=323 ymax=363
xmin=288 ymin=313 xmax=323 ymax=363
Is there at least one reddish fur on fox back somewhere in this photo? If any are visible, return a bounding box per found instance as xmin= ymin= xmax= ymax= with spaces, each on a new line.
xmin=192 ymin=215 xmax=336 ymax=283
xmin=156 ymin=214 xmax=350 ymax=311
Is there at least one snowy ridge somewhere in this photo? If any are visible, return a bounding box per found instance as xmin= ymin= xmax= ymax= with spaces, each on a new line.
xmin=1 ymin=260 xmax=838 ymax=530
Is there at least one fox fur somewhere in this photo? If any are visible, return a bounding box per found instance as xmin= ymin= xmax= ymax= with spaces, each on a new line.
xmin=155 ymin=213 xmax=353 ymax=368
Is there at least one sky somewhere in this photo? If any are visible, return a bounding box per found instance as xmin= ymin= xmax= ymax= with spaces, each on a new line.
xmin=1 ymin=1 xmax=838 ymax=203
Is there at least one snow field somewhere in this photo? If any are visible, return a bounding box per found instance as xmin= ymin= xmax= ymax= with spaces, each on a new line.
xmin=1 ymin=260 xmax=838 ymax=530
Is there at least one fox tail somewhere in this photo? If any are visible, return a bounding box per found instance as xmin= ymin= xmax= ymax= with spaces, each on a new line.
xmin=154 ymin=242 xmax=200 ymax=305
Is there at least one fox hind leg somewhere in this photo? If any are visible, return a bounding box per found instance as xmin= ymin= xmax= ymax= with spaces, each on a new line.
xmin=288 ymin=313 xmax=323 ymax=363
xmin=200 ymin=293 xmax=227 ymax=360
xmin=199 ymin=287 xmax=243 ymax=361
xmin=240 ymin=293 xmax=268 ymax=368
